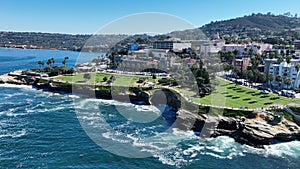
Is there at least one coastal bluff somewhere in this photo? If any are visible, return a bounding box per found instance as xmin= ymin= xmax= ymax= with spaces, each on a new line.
xmin=177 ymin=110 xmax=300 ymax=148
xmin=1 ymin=71 xmax=300 ymax=148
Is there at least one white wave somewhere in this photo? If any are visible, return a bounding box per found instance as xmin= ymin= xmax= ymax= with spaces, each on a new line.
xmin=102 ymin=131 xmax=131 ymax=143
xmin=0 ymin=107 xmax=28 ymax=117
xmin=3 ymin=92 xmax=24 ymax=99
xmin=0 ymin=129 xmax=26 ymax=138
xmin=71 ymin=98 xmax=300 ymax=166
xmin=134 ymin=105 xmax=161 ymax=113
xmin=67 ymin=94 xmax=80 ymax=99
xmin=263 ymin=141 xmax=300 ymax=158
xmin=0 ymin=83 xmax=32 ymax=89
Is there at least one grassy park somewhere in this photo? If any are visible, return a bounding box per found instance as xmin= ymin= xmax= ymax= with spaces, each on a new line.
xmin=183 ymin=77 xmax=300 ymax=109
xmin=54 ymin=73 xmax=300 ymax=109
xmin=54 ymin=73 xmax=161 ymax=86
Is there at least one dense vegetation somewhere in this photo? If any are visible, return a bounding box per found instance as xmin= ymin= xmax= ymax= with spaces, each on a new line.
xmin=0 ymin=31 xmax=128 ymax=52
xmin=201 ymin=13 xmax=300 ymax=43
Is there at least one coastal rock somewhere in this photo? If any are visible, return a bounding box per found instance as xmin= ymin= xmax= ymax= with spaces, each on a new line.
xmin=175 ymin=110 xmax=206 ymax=131
xmin=177 ymin=110 xmax=300 ymax=148
xmin=0 ymin=73 xmax=27 ymax=85
xmin=150 ymin=89 xmax=181 ymax=110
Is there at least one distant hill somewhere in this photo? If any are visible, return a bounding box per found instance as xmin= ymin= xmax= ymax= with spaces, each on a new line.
xmin=0 ymin=31 xmax=128 ymax=52
xmin=164 ymin=13 xmax=300 ymax=43
xmin=200 ymin=13 xmax=300 ymax=40
xmin=166 ymin=29 xmax=208 ymax=40
xmin=203 ymin=13 xmax=300 ymax=31
xmin=2 ymin=13 xmax=300 ymax=52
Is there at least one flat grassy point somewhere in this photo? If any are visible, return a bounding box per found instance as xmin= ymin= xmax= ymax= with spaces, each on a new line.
xmin=53 ymin=73 xmax=162 ymax=87
xmin=54 ymin=74 xmax=300 ymax=109
xmin=194 ymin=77 xmax=300 ymax=109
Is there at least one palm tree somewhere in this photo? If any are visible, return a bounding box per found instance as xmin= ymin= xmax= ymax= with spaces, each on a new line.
xmin=269 ymin=52 xmax=275 ymax=59
xmin=62 ymin=56 xmax=69 ymax=66
xmin=46 ymin=59 xmax=52 ymax=67
xmin=286 ymin=55 xmax=292 ymax=64
xmin=295 ymin=64 xmax=300 ymax=73
xmin=284 ymin=78 xmax=292 ymax=89
xmin=260 ymin=72 xmax=267 ymax=84
xmin=277 ymin=56 xmax=284 ymax=63
xmin=233 ymin=49 xmax=239 ymax=56
xmin=51 ymin=58 xmax=55 ymax=67
xmin=38 ymin=61 xmax=44 ymax=69
xmin=62 ymin=59 xmax=66 ymax=66
xmin=268 ymin=73 xmax=274 ymax=88
xmin=245 ymin=70 xmax=254 ymax=82
xmin=249 ymin=48 xmax=254 ymax=56
xmin=276 ymin=75 xmax=282 ymax=89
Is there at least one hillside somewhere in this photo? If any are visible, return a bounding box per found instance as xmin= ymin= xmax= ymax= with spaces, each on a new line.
xmin=0 ymin=31 xmax=128 ymax=52
xmin=166 ymin=29 xmax=208 ymax=40
xmin=110 ymin=14 xmax=300 ymax=52
xmin=200 ymin=13 xmax=300 ymax=42
xmin=2 ymin=13 xmax=300 ymax=52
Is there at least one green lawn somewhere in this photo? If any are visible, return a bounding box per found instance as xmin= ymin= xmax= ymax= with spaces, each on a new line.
xmin=54 ymin=74 xmax=300 ymax=109
xmin=55 ymin=73 xmax=111 ymax=83
xmin=54 ymin=73 xmax=161 ymax=86
xmin=183 ymin=77 xmax=300 ymax=109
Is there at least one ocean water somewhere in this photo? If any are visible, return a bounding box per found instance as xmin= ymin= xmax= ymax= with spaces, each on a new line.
xmin=0 ymin=48 xmax=100 ymax=75
xmin=0 ymin=48 xmax=300 ymax=169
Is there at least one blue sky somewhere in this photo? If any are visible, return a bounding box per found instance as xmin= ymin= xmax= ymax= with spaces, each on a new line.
xmin=0 ymin=0 xmax=299 ymax=34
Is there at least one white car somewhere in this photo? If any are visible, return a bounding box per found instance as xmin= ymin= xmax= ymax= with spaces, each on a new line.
xmin=260 ymin=90 xmax=269 ymax=94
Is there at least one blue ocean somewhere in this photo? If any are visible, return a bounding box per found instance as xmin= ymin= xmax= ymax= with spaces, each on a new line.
xmin=0 ymin=48 xmax=300 ymax=169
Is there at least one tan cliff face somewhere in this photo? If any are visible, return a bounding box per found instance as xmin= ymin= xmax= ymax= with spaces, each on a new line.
xmin=176 ymin=110 xmax=300 ymax=148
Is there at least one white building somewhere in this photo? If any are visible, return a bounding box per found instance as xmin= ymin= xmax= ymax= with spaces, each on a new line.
xmin=267 ymin=59 xmax=300 ymax=89
xmin=131 ymin=49 xmax=169 ymax=58
xmin=222 ymin=44 xmax=245 ymax=56
xmin=152 ymin=40 xmax=191 ymax=51
xmin=222 ymin=43 xmax=272 ymax=56
xmin=190 ymin=39 xmax=225 ymax=57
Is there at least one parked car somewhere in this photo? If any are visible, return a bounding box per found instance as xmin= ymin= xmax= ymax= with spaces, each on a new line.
xmin=260 ymin=90 xmax=269 ymax=94
xmin=272 ymin=90 xmax=281 ymax=95
xmin=281 ymin=90 xmax=296 ymax=98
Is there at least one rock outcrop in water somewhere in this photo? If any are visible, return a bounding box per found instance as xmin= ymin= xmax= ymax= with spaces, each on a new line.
xmin=0 ymin=73 xmax=27 ymax=85
xmin=176 ymin=110 xmax=300 ymax=148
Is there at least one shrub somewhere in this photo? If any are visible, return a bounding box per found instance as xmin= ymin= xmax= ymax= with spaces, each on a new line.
xmin=83 ymin=73 xmax=91 ymax=80
xmin=137 ymin=77 xmax=146 ymax=83
xmin=103 ymin=76 xmax=108 ymax=82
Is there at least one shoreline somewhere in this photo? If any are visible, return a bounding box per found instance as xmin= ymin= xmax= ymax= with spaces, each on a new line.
xmin=1 ymin=70 xmax=300 ymax=148
xmin=0 ymin=46 xmax=79 ymax=52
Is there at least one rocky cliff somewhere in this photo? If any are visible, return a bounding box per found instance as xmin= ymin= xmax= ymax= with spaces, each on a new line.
xmin=176 ymin=110 xmax=300 ymax=148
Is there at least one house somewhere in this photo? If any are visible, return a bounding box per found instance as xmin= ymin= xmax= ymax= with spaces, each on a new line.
xmin=234 ymin=58 xmax=251 ymax=72
xmin=222 ymin=43 xmax=272 ymax=57
xmin=221 ymin=44 xmax=245 ymax=57
xmin=294 ymin=40 xmax=300 ymax=50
